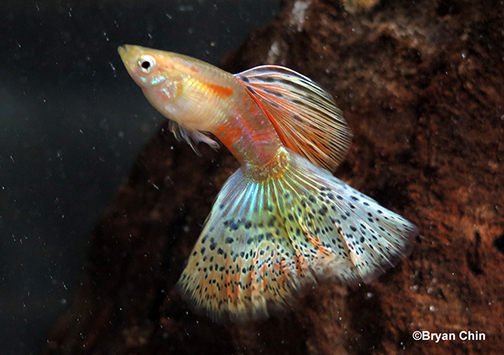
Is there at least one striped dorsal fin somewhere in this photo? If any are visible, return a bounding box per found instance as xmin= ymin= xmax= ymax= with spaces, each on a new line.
xmin=235 ymin=66 xmax=352 ymax=172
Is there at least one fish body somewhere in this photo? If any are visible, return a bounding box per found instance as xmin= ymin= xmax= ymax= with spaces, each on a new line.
xmin=118 ymin=45 xmax=418 ymax=322
xmin=118 ymin=46 xmax=283 ymax=176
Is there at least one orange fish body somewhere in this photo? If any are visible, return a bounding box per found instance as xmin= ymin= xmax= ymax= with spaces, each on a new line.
xmin=119 ymin=45 xmax=418 ymax=322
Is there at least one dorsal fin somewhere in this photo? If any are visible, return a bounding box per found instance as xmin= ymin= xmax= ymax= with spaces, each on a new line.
xmin=169 ymin=121 xmax=219 ymax=155
xmin=235 ymin=65 xmax=352 ymax=172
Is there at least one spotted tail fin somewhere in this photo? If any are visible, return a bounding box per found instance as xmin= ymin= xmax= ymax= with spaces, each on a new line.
xmin=177 ymin=148 xmax=418 ymax=322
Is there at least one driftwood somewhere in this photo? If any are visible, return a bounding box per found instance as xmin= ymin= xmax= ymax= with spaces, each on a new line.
xmin=45 ymin=0 xmax=504 ymax=354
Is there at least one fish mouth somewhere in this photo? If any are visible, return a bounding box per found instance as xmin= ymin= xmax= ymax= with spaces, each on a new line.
xmin=117 ymin=44 xmax=141 ymax=76
xmin=117 ymin=44 xmax=132 ymax=63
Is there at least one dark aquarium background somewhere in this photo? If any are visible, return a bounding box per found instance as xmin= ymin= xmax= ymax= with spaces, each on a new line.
xmin=3 ymin=0 xmax=504 ymax=354
xmin=0 ymin=1 xmax=279 ymax=353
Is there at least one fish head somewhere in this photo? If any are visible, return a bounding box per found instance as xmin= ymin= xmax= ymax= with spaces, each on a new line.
xmin=118 ymin=44 xmax=235 ymax=132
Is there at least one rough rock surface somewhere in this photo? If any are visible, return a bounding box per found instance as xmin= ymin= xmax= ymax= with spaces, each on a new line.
xmin=45 ymin=0 xmax=504 ymax=354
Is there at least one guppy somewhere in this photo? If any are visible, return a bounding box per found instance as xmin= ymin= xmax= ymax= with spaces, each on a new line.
xmin=118 ymin=45 xmax=418 ymax=322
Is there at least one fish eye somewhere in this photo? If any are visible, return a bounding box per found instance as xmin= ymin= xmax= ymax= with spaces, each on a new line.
xmin=138 ymin=55 xmax=155 ymax=73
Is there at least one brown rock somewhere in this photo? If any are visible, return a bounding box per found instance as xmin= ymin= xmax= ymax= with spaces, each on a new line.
xmin=45 ymin=0 xmax=504 ymax=354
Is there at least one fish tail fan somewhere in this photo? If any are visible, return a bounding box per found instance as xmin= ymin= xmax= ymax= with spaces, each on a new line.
xmin=177 ymin=166 xmax=302 ymax=322
xmin=177 ymin=148 xmax=418 ymax=322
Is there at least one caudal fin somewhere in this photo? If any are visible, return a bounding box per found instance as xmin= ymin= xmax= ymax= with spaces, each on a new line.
xmin=177 ymin=148 xmax=418 ymax=322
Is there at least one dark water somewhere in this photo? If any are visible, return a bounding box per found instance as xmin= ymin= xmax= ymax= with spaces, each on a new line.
xmin=0 ymin=1 xmax=279 ymax=353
